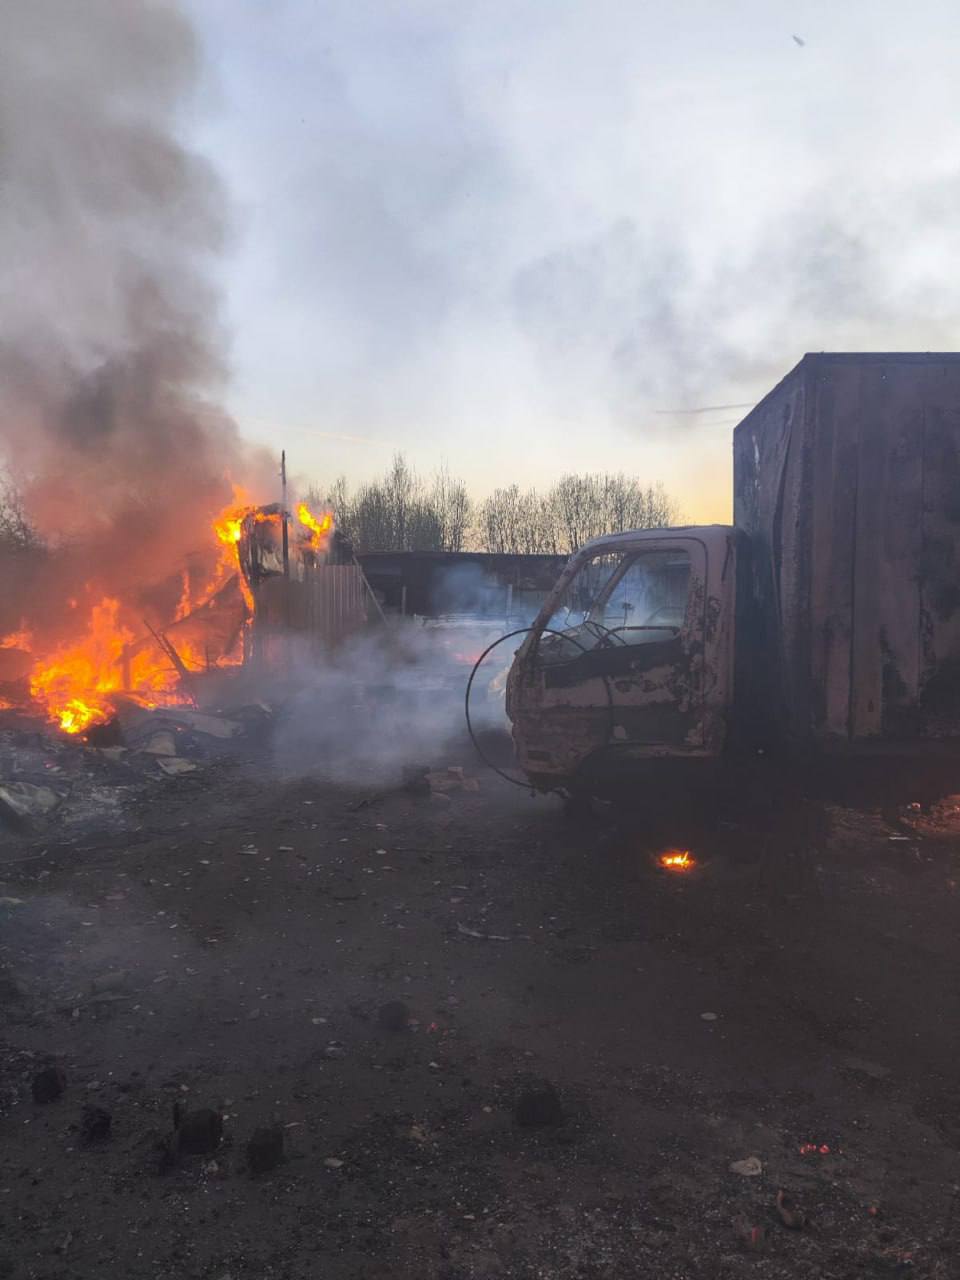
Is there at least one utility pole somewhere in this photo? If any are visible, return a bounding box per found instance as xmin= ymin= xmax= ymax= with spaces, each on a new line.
xmin=281 ymin=449 xmax=290 ymax=580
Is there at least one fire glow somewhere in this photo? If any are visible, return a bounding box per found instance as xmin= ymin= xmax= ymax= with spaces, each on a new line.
xmin=297 ymin=502 xmax=333 ymax=552
xmin=658 ymin=850 xmax=695 ymax=872
xmin=4 ymin=493 xmax=335 ymax=736
xmin=0 ymin=627 xmax=32 ymax=651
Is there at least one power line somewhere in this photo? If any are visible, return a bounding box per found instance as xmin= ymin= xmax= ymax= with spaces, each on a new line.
xmin=654 ymin=402 xmax=756 ymax=415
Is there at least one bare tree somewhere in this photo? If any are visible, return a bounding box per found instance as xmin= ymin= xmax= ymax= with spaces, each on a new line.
xmin=308 ymin=455 xmax=475 ymax=554
xmin=477 ymin=473 xmax=678 ymax=554
xmin=431 ymin=465 xmax=472 ymax=553
xmin=0 ymin=472 xmax=39 ymax=552
xmin=308 ymin=461 xmax=677 ymax=555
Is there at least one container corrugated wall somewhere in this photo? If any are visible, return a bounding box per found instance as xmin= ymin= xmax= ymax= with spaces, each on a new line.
xmin=734 ymin=353 xmax=960 ymax=743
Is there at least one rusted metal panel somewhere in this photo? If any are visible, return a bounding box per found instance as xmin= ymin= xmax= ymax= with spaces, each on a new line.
xmin=919 ymin=361 xmax=960 ymax=732
xmin=850 ymin=363 xmax=923 ymax=737
xmin=732 ymin=364 xmax=806 ymax=738
xmin=808 ymin=359 xmax=859 ymax=737
xmin=735 ymin=353 xmax=960 ymax=744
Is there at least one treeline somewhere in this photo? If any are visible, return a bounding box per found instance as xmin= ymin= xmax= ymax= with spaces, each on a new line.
xmin=310 ymin=454 xmax=679 ymax=556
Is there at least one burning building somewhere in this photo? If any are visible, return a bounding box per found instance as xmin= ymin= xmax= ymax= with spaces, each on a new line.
xmin=0 ymin=493 xmax=351 ymax=736
xmin=0 ymin=3 xmax=367 ymax=739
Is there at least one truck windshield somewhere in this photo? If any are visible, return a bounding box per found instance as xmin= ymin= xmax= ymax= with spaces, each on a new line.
xmin=537 ymin=549 xmax=691 ymax=661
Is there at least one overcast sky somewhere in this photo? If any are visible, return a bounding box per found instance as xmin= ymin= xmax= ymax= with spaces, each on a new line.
xmin=184 ymin=0 xmax=960 ymax=520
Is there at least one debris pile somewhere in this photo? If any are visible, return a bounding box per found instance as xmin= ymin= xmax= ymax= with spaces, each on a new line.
xmin=0 ymin=702 xmax=271 ymax=832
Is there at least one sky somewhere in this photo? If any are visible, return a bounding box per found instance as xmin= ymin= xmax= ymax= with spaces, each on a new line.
xmin=183 ymin=0 xmax=960 ymax=521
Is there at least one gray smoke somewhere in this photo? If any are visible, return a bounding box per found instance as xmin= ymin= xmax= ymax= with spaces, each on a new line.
xmin=0 ymin=0 xmax=272 ymax=635
xmin=270 ymin=620 xmax=513 ymax=786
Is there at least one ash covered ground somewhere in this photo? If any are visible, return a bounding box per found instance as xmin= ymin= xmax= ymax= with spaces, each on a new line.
xmin=2 ymin=690 xmax=960 ymax=1280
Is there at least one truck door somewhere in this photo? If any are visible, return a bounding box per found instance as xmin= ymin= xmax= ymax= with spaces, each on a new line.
xmin=509 ymin=539 xmax=708 ymax=782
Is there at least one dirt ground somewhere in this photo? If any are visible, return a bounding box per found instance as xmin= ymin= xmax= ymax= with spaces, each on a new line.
xmin=2 ymin=727 xmax=960 ymax=1279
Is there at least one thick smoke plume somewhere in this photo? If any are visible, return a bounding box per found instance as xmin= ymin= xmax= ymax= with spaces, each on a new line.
xmin=0 ymin=0 xmax=272 ymax=636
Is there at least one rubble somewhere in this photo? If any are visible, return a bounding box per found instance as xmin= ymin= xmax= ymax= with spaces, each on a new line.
xmin=377 ymin=1000 xmax=410 ymax=1032
xmin=729 ymin=1156 xmax=763 ymax=1177
xmin=156 ymin=757 xmax=198 ymax=776
xmin=31 ymin=1065 xmax=66 ymax=1104
xmin=0 ymin=701 xmax=267 ymax=833
xmin=401 ymin=764 xmax=431 ymax=796
xmin=775 ymin=1189 xmax=807 ymax=1230
xmin=400 ymin=763 xmax=482 ymax=800
xmin=247 ymin=1124 xmax=284 ymax=1175
xmin=153 ymin=708 xmax=244 ymax=739
xmin=514 ymin=1082 xmax=563 ymax=1127
xmin=172 ymin=1104 xmax=223 ymax=1156
xmin=0 ymin=782 xmax=60 ymax=820
xmin=841 ymin=1055 xmax=892 ymax=1081
xmin=79 ymin=1105 xmax=112 ymax=1146
xmin=732 ymin=1215 xmax=766 ymax=1252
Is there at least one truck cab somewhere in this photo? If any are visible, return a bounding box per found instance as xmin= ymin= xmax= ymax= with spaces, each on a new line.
xmin=505 ymin=525 xmax=737 ymax=792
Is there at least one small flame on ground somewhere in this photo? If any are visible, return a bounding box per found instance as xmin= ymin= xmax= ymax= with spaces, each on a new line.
xmin=658 ymin=850 xmax=695 ymax=871
xmin=799 ymin=1143 xmax=832 ymax=1156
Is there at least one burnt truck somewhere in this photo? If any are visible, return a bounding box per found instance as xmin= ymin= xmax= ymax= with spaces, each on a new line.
xmin=506 ymin=353 xmax=960 ymax=793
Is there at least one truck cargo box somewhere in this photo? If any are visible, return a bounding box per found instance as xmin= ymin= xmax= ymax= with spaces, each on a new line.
xmin=733 ymin=353 xmax=960 ymax=745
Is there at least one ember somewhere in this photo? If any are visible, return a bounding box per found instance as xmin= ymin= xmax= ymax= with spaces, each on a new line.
xmin=658 ymin=850 xmax=695 ymax=871
xmin=799 ymin=1143 xmax=832 ymax=1156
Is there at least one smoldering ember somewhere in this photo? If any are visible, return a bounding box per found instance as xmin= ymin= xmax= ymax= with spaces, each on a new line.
xmin=4 ymin=5 xmax=960 ymax=1280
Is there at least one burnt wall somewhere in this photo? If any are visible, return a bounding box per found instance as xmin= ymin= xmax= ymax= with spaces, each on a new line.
xmin=357 ymin=551 xmax=568 ymax=619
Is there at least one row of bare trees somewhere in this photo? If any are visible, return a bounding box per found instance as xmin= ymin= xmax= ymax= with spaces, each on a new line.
xmin=309 ymin=456 xmax=473 ymax=555
xmin=310 ymin=455 xmax=679 ymax=555
xmin=477 ymin=474 xmax=679 ymax=554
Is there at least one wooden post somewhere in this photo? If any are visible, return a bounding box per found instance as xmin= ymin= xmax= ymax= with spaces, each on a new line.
xmin=280 ymin=449 xmax=290 ymax=580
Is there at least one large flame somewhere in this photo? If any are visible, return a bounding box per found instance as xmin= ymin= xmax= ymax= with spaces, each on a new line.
xmin=297 ymin=501 xmax=333 ymax=552
xmin=17 ymin=490 xmax=334 ymax=735
xmin=26 ymin=598 xmax=201 ymax=734
xmin=29 ymin=598 xmax=135 ymax=734
xmin=25 ymin=494 xmax=256 ymax=734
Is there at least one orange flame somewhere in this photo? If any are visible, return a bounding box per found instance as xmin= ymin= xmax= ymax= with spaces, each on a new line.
xmin=173 ymin=568 xmax=193 ymax=623
xmin=27 ymin=598 xmax=197 ymax=734
xmin=21 ymin=486 xmax=315 ymax=735
xmin=297 ymin=501 xmax=333 ymax=552
xmin=0 ymin=627 xmax=32 ymax=651
xmin=28 ymin=599 xmax=133 ymax=734
xmin=658 ymin=850 xmax=695 ymax=871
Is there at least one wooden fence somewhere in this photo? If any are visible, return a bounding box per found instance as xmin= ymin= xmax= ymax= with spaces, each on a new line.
xmin=251 ymin=566 xmax=369 ymax=665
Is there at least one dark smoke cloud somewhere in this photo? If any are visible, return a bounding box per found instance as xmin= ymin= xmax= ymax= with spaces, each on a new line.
xmin=0 ymin=0 xmax=273 ymax=633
